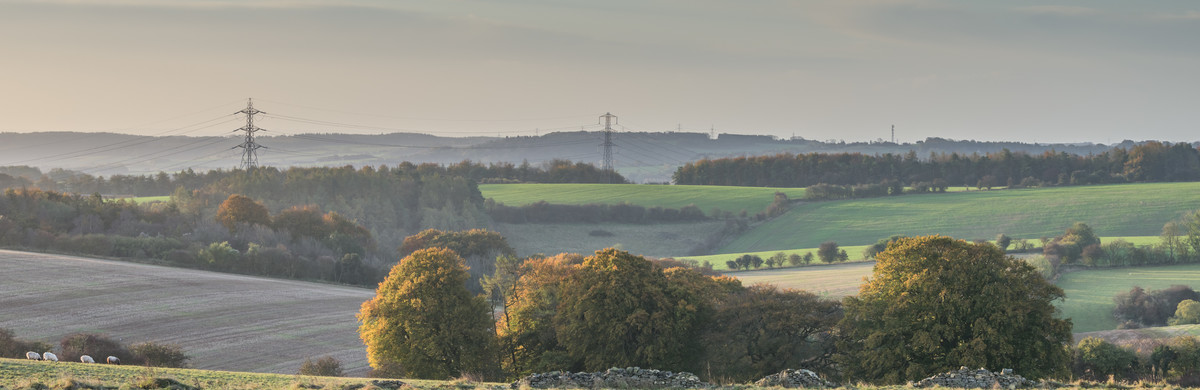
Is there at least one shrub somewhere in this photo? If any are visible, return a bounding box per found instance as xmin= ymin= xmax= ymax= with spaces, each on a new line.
xmin=1114 ymin=285 xmax=1200 ymax=328
xmin=1170 ymin=300 xmax=1200 ymax=326
xmin=0 ymin=328 xmax=52 ymax=359
xmin=1072 ymin=337 xmax=1138 ymax=381
xmin=298 ymin=355 xmax=344 ymax=377
xmin=131 ymin=341 xmax=189 ymax=368
xmin=58 ymin=333 xmax=131 ymax=363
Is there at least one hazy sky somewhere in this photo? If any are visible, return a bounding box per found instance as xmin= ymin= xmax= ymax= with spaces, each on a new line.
xmin=1 ymin=0 xmax=1197 ymax=143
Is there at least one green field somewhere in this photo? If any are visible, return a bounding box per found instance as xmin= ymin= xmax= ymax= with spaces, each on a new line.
xmin=480 ymin=183 xmax=805 ymax=215
xmin=496 ymin=221 xmax=727 ymax=258
xmin=0 ymin=358 xmax=468 ymax=389
xmin=125 ymin=195 xmax=170 ymax=203
xmin=718 ymin=183 xmax=1200 ymax=253
xmin=1056 ymin=263 xmax=1200 ymax=333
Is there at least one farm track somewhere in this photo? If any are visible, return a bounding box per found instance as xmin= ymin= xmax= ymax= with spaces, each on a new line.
xmin=0 ymin=250 xmax=375 ymax=376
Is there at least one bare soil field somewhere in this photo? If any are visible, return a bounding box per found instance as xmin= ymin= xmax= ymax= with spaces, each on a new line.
xmin=0 ymin=250 xmax=375 ymax=376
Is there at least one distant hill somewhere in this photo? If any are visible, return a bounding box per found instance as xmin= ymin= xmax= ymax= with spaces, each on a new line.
xmin=0 ymin=131 xmax=1134 ymax=183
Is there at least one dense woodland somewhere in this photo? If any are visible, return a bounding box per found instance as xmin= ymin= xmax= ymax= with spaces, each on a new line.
xmin=673 ymin=141 xmax=1200 ymax=190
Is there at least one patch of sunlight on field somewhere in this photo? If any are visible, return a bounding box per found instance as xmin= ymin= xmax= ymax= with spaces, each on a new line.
xmin=729 ymin=261 xmax=874 ymax=298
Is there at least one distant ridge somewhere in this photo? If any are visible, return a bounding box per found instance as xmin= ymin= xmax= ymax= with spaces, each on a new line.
xmin=0 ymin=131 xmax=1143 ymax=182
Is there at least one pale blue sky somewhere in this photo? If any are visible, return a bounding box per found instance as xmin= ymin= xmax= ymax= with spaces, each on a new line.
xmin=1 ymin=0 xmax=1197 ymax=143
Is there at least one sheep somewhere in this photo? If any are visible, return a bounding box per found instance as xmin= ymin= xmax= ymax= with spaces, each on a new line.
xmin=43 ymin=352 xmax=58 ymax=362
xmin=106 ymin=356 xmax=120 ymax=365
xmin=80 ymin=355 xmax=95 ymax=363
xmin=25 ymin=351 xmax=41 ymax=361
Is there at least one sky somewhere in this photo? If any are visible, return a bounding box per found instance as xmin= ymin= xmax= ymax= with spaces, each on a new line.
xmin=0 ymin=0 xmax=1197 ymax=144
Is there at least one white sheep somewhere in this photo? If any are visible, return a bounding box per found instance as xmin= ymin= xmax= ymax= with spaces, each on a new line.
xmin=42 ymin=352 xmax=58 ymax=362
xmin=106 ymin=356 xmax=120 ymax=365
xmin=25 ymin=351 xmax=41 ymax=361
xmin=80 ymin=355 xmax=95 ymax=363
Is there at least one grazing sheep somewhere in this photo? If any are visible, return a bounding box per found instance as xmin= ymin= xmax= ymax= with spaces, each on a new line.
xmin=25 ymin=351 xmax=41 ymax=361
xmin=106 ymin=356 xmax=120 ymax=365
xmin=80 ymin=355 xmax=95 ymax=363
xmin=43 ymin=352 xmax=58 ymax=362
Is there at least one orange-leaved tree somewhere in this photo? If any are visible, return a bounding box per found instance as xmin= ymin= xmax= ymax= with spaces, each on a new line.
xmin=214 ymin=194 xmax=270 ymax=231
xmin=358 ymin=248 xmax=497 ymax=379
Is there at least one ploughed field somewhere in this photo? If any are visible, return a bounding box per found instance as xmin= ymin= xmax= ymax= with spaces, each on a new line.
xmin=0 ymin=250 xmax=374 ymax=376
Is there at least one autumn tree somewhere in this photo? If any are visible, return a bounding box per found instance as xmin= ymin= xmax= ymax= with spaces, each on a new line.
xmin=553 ymin=249 xmax=707 ymax=372
xmin=836 ymin=236 xmax=1072 ymax=384
xmin=1169 ymin=299 xmax=1200 ymax=326
xmin=399 ymin=229 xmax=515 ymax=293
xmin=494 ymin=253 xmax=584 ymax=375
xmin=358 ymin=248 xmax=497 ymax=379
xmin=215 ymin=194 xmax=270 ymax=231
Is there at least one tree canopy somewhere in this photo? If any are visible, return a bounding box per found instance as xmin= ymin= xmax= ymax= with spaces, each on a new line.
xmin=358 ymin=248 xmax=497 ymax=379
xmin=836 ymin=235 xmax=1072 ymax=384
xmin=215 ymin=194 xmax=270 ymax=231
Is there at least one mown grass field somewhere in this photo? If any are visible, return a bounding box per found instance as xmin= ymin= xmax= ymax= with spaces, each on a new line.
xmin=718 ymin=182 xmax=1200 ymax=253
xmin=0 ymin=358 xmax=468 ymax=389
xmin=729 ymin=261 xmax=875 ymax=298
xmin=495 ymin=221 xmax=727 ymax=258
xmin=479 ymin=183 xmax=806 ymax=215
xmin=1056 ymin=263 xmax=1200 ymax=333
xmin=0 ymin=250 xmax=375 ymax=376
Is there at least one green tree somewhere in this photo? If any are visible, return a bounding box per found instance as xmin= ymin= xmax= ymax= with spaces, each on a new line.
xmin=996 ymin=234 xmax=1012 ymax=252
xmin=818 ymin=242 xmax=839 ymax=264
xmin=1072 ymin=337 xmax=1138 ymax=381
xmin=215 ymin=194 xmax=270 ymax=231
xmin=358 ymin=248 xmax=497 ymax=379
xmin=1169 ymin=299 xmax=1200 ymax=326
xmin=554 ymin=249 xmax=705 ymax=372
xmin=700 ymin=284 xmax=842 ymax=382
xmin=836 ymin=236 xmax=1072 ymax=384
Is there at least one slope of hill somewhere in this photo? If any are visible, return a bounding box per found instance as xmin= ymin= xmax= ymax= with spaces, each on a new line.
xmin=718 ymin=182 xmax=1200 ymax=254
xmin=0 ymin=250 xmax=374 ymax=376
xmin=479 ymin=183 xmax=805 ymax=215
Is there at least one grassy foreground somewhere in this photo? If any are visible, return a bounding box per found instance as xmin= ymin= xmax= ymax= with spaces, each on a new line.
xmin=0 ymin=358 xmax=472 ymax=389
xmin=718 ymin=182 xmax=1200 ymax=253
xmin=479 ymin=183 xmax=805 ymax=216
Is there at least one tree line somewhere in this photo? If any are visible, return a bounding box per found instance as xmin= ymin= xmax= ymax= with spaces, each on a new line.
xmin=672 ymin=141 xmax=1200 ymax=190
xmin=364 ymin=234 xmax=1194 ymax=385
xmin=0 ymin=158 xmax=625 ymax=197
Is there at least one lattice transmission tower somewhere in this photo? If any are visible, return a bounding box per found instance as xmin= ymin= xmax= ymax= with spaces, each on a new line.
xmin=599 ymin=112 xmax=617 ymax=183
xmin=234 ymin=98 xmax=266 ymax=169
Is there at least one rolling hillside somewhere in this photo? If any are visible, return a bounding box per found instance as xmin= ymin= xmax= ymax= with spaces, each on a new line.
xmin=718 ymin=182 xmax=1200 ymax=254
xmin=0 ymin=250 xmax=374 ymax=376
xmin=480 ymin=183 xmax=805 ymax=216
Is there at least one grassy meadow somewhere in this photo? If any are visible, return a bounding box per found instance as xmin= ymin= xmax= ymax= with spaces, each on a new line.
xmin=0 ymin=358 xmax=468 ymax=390
xmin=1056 ymin=263 xmax=1200 ymax=333
xmin=678 ymin=244 xmax=872 ymax=270
xmin=495 ymin=221 xmax=727 ymax=258
xmin=729 ymin=261 xmax=875 ymax=298
xmin=718 ymin=182 xmax=1200 ymax=253
xmin=479 ymin=183 xmax=805 ymax=215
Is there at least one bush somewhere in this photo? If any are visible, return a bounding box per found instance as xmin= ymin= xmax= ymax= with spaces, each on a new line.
xmin=1170 ymin=300 xmax=1200 ymax=326
xmin=1073 ymin=337 xmax=1139 ymax=381
xmin=58 ymin=333 xmax=131 ymax=363
xmin=298 ymin=355 xmax=344 ymax=377
xmin=1114 ymin=285 xmax=1200 ymax=328
xmin=131 ymin=341 xmax=189 ymax=368
xmin=0 ymin=328 xmax=52 ymax=359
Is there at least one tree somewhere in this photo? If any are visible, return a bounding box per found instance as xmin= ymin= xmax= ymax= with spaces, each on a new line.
xmin=996 ymin=234 xmax=1012 ymax=252
xmin=496 ymin=253 xmax=583 ymax=375
xmin=358 ymin=248 xmax=497 ymax=379
xmin=700 ymin=285 xmax=842 ymax=382
xmin=215 ymin=194 xmax=270 ymax=231
xmin=399 ymin=229 xmax=515 ymax=294
xmin=554 ymin=249 xmax=706 ymax=372
xmin=803 ymin=252 xmax=814 ymax=264
xmin=818 ymin=242 xmax=839 ymax=264
xmin=788 ymin=253 xmax=803 ymax=266
xmin=836 ymin=236 xmax=1072 ymax=384
xmin=1170 ymin=300 xmax=1200 ymax=326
